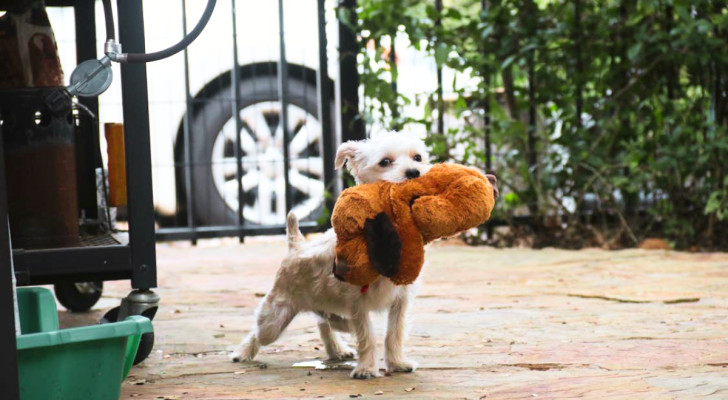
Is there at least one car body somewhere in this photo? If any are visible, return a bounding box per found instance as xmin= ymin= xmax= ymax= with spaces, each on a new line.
xmin=47 ymin=0 xmax=449 ymax=227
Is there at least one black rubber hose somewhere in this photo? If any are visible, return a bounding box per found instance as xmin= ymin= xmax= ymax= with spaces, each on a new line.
xmin=125 ymin=0 xmax=216 ymax=63
xmin=102 ymin=0 xmax=115 ymax=41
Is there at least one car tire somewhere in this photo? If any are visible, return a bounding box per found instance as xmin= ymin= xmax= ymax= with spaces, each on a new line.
xmin=186 ymin=73 xmax=329 ymax=226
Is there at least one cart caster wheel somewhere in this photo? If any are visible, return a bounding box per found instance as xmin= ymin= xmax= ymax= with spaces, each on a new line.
xmin=100 ymin=304 xmax=157 ymax=365
xmin=54 ymin=281 xmax=103 ymax=312
xmin=99 ymin=305 xmax=120 ymax=324
xmin=134 ymin=332 xmax=155 ymax=365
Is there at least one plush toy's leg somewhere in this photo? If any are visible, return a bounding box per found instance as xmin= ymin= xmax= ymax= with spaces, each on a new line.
xmin=350 ymin=303 xmax=381 ymax=379
xmin=385 ymin=288 xmax=417 ymax=373
xmin=230 ymin=295 xmax=298 ymax=362
xmin=364 ymin=212 xmax=402 ymax=278
xmin=318 ymin=319 xmax=355 ymax=360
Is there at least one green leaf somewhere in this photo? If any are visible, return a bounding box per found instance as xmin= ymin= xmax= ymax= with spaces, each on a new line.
xmin=501 ymin=54 xmax=517 ymax=69
xmin=504 ymin=192 xmax=520 ymax=206
xmin=627 ymin=43 xmax=642 ymax=61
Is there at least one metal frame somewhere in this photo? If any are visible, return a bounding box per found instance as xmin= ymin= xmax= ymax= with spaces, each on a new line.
xmin=10 ymin=0 xmax=157 ymax=290
xmin=117 ymin=0 xmax=157 ymax=289
xmin=74 ymin=0 xmax=101 ymax=220
xmin=0 ymin=110 xmax=20 ymax=400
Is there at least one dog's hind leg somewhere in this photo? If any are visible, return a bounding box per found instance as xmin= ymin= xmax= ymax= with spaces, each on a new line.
xmin=318 ymin=319 xmax=355 ymax=360
xmin=326 ymin=313 xmax=352 ymax=333
xmin=231 ymin=295 xmax=298 ymax=362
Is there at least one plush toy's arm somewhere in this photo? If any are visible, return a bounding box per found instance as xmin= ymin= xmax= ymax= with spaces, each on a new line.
xmin=331 ymin=185 xmax=384 ymax=241
xmin=411 ymin=175 xmax=494 ymax=242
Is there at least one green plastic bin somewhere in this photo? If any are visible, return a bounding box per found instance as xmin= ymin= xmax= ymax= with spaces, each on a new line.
xmin=16 ymin=287 xmax=153 ymax=400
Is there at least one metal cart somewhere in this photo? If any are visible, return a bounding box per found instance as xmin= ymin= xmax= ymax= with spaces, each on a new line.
xmin=5 ymin=0 xmax=159 ymax=365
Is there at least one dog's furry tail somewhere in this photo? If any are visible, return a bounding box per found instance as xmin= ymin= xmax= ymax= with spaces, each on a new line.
xmin=286 ymin=212 xmax=304 ymax=251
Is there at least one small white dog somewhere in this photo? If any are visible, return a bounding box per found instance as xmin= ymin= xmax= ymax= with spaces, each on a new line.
xmin=230 ymin=132 xmax=432 ymax=379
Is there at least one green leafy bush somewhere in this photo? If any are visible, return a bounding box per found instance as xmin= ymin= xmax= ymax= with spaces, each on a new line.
xmin=351 ymin=0 xmax=728 ymax=249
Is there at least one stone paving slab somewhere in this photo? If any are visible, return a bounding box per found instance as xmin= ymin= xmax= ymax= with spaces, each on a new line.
xmin=58 ymin=237 xmax=728 ymax=399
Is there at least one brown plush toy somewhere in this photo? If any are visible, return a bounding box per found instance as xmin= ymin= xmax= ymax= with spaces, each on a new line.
xmin=332 ymin=163 xmax=496 ymax=287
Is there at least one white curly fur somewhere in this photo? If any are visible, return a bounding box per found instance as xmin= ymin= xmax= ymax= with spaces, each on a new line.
xmin=230 ymin=132 xmax=428 ymax=378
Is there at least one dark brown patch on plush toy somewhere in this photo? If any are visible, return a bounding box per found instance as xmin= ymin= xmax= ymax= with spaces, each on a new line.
xmin=364 ymin=212 xmax=401 ymax=278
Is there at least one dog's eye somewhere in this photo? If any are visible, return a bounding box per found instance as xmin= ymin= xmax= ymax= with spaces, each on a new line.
xmin=413 ymin=154 xmax=422 ymax=162
xmin=378 ymin=158 xmax=392 ymax=167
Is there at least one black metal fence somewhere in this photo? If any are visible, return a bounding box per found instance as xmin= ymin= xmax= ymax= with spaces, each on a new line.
xmin=155 ymin=0 xmax=342 ymax=242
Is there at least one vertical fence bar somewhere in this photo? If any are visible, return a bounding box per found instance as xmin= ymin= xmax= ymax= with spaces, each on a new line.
xmin=480 ymin=0 xmax=491 ymax=172
xmin=317 ymin=0 xmax=336 ymax=222
xmin=389 ymin=36 xmax=399 ymax=129
xmin=231 ymin=0 xmax=245 ymax=241
xmin=483 ymin=81 xmax=492 ymax=172
xmin=338 ymin=0 xmax=365 ymax=144
xmin=277 ymin=0 xmax=293 ymax=213
xmin=525 ymin=1 xmax=537 ymax=171
xmin=664 ymin=3 xmax=675 ymax=101
xmin=481 ymin=0 xmax=493 ymax=238
xmin=574 ymin=0 xmax=583 ymax=130
xmin=527 ymin=70 xmax=536 ymax=166
xmin=435 ymin=0 xmax=444 ymax=137
xmin=181 ymin=0 xmax=197 ymax=244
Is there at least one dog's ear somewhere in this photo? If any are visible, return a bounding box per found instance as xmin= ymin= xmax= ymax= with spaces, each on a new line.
xmin=335 ymin=141 xmax=360 ymax=171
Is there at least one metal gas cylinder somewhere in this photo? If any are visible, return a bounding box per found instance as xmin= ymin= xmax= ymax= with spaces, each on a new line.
xmin=0 ymin=88 xmax=80 ymax=249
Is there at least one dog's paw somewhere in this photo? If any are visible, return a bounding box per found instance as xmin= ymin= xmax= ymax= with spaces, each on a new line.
xmin=229 ymin=343 xmax=258 ymax=363
xmin=386 ymin=359 xmax=417 ymax=373
xmin=229 ymin=350 xmax=252 ymax=363
xmin=350 ymin=365 xmax=381 ymax=379
xmin=328 ymin=347 xmax=356 ymax=361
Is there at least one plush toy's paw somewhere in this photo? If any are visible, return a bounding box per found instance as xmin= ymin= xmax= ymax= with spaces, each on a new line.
xmin=386 ymin=359 xmax=418 ymax=373
xmin=486 ymin=174 xmax=499 ymax=199
xmin=364 ymin=212 xmax=401 ymax=278
xmin=350 ymin=364 xmax=382 ymax=379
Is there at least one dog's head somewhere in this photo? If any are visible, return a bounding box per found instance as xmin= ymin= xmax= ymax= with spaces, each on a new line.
xmin=335 ymin=132 xmax=432 ymax=184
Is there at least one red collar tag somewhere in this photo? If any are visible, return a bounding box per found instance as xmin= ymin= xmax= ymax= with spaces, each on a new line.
xmin=360 ymin=285 xmax=370 ymax=294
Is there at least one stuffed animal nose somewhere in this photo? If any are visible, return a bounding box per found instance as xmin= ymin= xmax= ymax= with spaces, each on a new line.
xmin=405 ymin=169 xmax=420 ymax=179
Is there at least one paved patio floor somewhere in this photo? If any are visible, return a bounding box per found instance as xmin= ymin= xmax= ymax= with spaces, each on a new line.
xmin=59 ymin=236 xmax=728 ymax=399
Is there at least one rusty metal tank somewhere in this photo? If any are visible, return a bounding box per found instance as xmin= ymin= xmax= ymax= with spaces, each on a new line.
xmin=0 ymin=88 xmax=80 ymax=249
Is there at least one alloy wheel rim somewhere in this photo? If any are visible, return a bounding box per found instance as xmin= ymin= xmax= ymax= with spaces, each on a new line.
xmin=210 ymin=101 xmax=324 ymax=225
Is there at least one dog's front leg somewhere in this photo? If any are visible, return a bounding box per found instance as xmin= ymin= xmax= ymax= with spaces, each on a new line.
xmin=350 ymin=303 xmax=380 ymax=379
xmin=385 ymin=289 xmax=417 ymax=373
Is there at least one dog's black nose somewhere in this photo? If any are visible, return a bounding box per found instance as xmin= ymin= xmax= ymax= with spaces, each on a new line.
xmin=405 ymin=169 xmax=420 ymax=179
